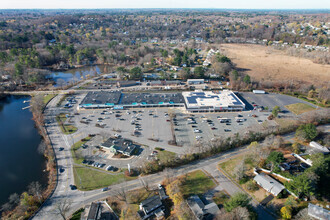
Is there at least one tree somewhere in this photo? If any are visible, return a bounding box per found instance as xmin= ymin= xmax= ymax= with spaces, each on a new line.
xmin=266 ymin=151 xmax=284 ymax=171
xmin=54 ymin=198 xmax=72 ymax=220
xmin=291 ymin=142 xmax=301 ymax=154
xmin=243 ymin=74 xmax=251 ymax=84
xmin=14 ymin=62 xmax=24 ymax=77
xmin=28 ymin=181 xmax=43 ymax=203
xmin=224 ymin=193 xmax=251 ymax=212
xmin=295 ymin=123 xmax=318 ymax=141
xmin=280 ymin=206 xmax=292 ymax=219
xmin=234 ymin=160 xmax=247 ymax=181
xmin=194 ymin=66 xmax=205 ymax=78
xmin=284 ymin=196 xmax=298 ymax=208
xmin=129 ymin=67 xmax=142 ymax=79
xmin=272 ymin=106 xmax=281 ymax=117
xmin=284 ymin=173 xmax=313 ymax=198
xmin=114 ymin=185 xmax=129 ymax=204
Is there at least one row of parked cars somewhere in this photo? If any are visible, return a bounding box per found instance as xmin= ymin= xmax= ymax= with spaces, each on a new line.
xmin=82 ymin=160 xmax=105 ymax=168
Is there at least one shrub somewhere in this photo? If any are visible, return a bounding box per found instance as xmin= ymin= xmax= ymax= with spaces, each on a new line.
xmin=246 ymin=180 xmax=259 ymax=192
xmin=280 ymin=206 xmax=292 ymax=219
xmin=224 ymin=193 xmax=251 ymax=212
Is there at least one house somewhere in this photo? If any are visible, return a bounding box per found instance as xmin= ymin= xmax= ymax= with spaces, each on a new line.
xmin=137 ymin=186 xmax=168 ymax=220
xmin=82 ymin=201 xmax=117 ymax=220
xmin=308 ymin=203 xmax=330 ymax=220
xmin=253 ymin=173 xmax=285 ymax=196
xmin=187 ymin=195 xmax=220 ymax=220
xmin=101 ymin=138 xmax=138 ymax=156
xmin=309 ymin=141 xmax=329 ymax=154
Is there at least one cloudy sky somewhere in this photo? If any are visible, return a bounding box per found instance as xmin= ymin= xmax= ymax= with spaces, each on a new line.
xmin=1 ymin=0 xmax=329 ymax=9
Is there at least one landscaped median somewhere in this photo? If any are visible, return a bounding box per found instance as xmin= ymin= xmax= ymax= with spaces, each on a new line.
xmin=56 ymin=113 xmax=78 ymax=134
xmin=71 ymin=136 xmax=92 ymax=164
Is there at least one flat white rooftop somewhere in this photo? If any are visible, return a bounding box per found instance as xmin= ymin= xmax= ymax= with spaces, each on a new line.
xmin=182 ymin=90 xmax=245 ymax=111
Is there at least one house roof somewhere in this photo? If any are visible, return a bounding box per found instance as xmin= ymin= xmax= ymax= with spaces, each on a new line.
xmin=101 ymin=138 xmax=137 ymax=156
xmin=187 ymin=195 xmax=220 ymax=220
xmin=254 ymin=173 xmax=285 ymax=196
xmin=308 ymin=203 xmax=330 ymax=220
xmin=140 ymin=195 xmax=163 ymax=215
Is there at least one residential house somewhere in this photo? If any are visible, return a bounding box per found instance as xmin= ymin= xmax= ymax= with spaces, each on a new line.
xmin=187 ymin=195 xmax=220 ymax=220
xmin=308 ymin=203 xmax=330 ymax=220
xmin=137 ymin=185 xmax=168 ymax=220
xmin=309 ymin=141 xmax=329 ymax=154
xmin=253 ymin=173 xmax=285 ymax=196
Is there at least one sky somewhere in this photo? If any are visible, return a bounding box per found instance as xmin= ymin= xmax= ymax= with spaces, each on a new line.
xmin=0 ymin=0 xmax=329 ymax=9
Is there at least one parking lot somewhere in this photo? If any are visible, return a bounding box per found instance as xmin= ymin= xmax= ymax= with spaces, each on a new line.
xmin=173 ymin=110 xmax=263 ymax=146
xmin=239 ymin=92 xmax=317 ymax=114
xmin=55 ymin=91 xmax=314 ymax=168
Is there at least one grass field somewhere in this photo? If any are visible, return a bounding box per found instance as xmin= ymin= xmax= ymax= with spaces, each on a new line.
xmin=285 ymin=103 xmax=316 ymax=115
xmin=181 ymin=170 xmax=216 ymax=197
xmin=43 ymin=94 xmax=57 ymax=105
xmin=157 ymin=150 xmax=176 ymax=165
xmin=73 ymin=165 xmax=136 ymax=190
xmin=71 ymin=136 xmax=92 ymax=164
xmin=56 ymin=113 xmax=78 ymax=134
xmin=220 ymin=44 xmax=330 ymax=87
xmin=274 ymin=118 xmax=299 ymax=129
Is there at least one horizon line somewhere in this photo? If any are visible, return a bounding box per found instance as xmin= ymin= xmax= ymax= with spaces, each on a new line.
xmin=0 ymin=8 xmax=329 ymax=10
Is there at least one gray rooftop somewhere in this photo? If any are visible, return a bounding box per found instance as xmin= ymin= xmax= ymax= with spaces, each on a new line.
xmin=120 ymin=92 xmax=184 ymax=105
xmin=81 ymin=91 xmax=122 ymax=105
xmin=308 ymin=203 xmax=330 ymax=220
xmin=254 ymin=173 xmax=285 ymax=196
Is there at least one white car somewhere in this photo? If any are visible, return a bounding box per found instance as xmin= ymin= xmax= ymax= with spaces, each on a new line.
xmin=195 ymin=136 xmax=202 ymax=140
xmin=194 ymin=129 xmax=200 ymax=133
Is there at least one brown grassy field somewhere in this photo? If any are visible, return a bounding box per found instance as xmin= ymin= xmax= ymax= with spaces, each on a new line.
xmin=220 ymin=44 xmax=330 ymax=87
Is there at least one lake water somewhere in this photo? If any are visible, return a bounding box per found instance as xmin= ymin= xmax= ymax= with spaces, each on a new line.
xmin=0 ymin=95 xmax=47 ymax=207
xmin=49 ymin=65 xmax=110 ymax=87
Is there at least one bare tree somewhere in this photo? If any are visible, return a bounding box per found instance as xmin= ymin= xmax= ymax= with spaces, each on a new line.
xmin=234 ymin=160 xmax=247 ymax=181
xmin=37 ymin=141 xmax=47 ymax=155
xmin=139 ymin=176 xmax=150 ymax=191
xmin=54 ymin=198 xmax=72 ymax=220
xmin=28 ymin=181 xmax=43 ymax=203
xmin=114 ymin=185 xmax=128 ymax=204
xmin=0 ymin=193 xmax=20 ymax=212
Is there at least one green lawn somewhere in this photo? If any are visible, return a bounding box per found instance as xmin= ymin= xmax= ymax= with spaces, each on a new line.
xmin=71 ymin=136 xmax=92 ymax=164
xmin=56 ymin=94 xmax=69 ymax=107
xmin=285 ymin=103 xmax=316 ymax=115
xmin=181 ymin=170 xmax=216 ymax=197
xmin=73 ymin=165 xmax=136 ymax=191
xmin=56 ymin=113 xmax=78 ymax=134
xmin=43 ymin=94 xmax=57 ymax=105
xmin=157 ymin=150 xmax=176 ymax=165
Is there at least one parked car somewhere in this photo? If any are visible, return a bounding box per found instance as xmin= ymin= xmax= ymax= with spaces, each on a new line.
xmin=59 ymin=147 xmax=64 ymax=151
xmin=70 ymin=184 xmax=77 ymax=190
